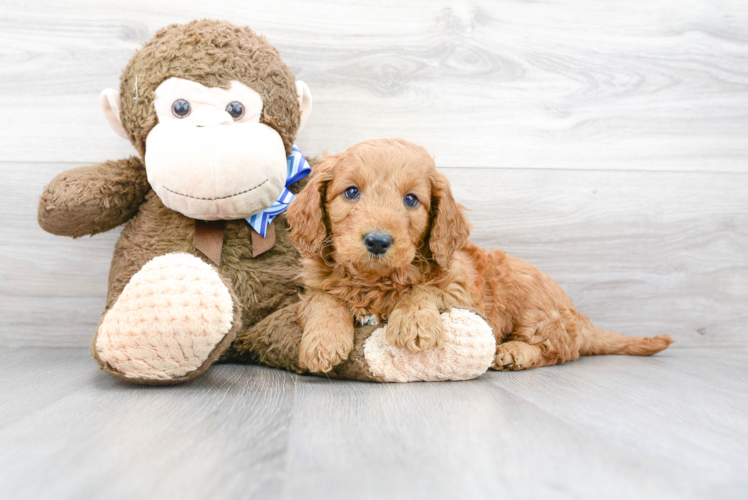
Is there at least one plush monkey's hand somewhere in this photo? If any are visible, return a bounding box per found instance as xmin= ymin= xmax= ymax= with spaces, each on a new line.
xmin=38 ymin=156 xmax=149 ymax=237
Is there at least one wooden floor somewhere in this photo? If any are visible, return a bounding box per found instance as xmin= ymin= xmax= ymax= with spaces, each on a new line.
xmin=0 ymin=346 xmax=746 ymax=500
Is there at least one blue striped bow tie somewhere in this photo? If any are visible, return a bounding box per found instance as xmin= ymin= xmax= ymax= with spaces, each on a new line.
xmin=245 ymin=144 xmax=311 ymax=238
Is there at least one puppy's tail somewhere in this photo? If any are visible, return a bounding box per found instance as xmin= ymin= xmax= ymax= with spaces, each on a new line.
xmin=580 ymin=322 xmax=674 ymax=357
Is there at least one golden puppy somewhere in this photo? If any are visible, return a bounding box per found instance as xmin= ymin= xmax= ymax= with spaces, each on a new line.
xmin=287 ymin=138 xmax=673 ymax=373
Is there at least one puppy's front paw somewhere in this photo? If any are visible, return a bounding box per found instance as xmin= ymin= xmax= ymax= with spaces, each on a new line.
xmin=299 ymin=324 xmax=354 ymax=373
xmin=386 ymin=303 xmax=445 ymax=353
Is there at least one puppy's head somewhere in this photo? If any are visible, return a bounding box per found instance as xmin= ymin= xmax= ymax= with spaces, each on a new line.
xmin=287 ymin=138 xmax=470 ymax=274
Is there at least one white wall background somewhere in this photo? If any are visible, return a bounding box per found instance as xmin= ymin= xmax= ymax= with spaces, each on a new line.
xmin=1 ymin=0 xmax=747 ymax=347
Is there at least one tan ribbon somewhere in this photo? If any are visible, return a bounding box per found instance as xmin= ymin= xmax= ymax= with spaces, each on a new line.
xmin=194 ymin=220 xmax=276 ymax=264
xmin=193 ymin=220 xmax=225 ymax=265
xmin=251 ymin=223 xmax=276 ymax=258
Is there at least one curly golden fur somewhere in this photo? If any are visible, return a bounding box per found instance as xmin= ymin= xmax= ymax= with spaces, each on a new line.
xmin=287 ymin=138 xmax=674 ymax=373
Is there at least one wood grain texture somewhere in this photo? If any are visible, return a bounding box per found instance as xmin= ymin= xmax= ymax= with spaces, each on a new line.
xmin=0 ymin=346 xmax=746 ymax=499
xmin=1 ymin=2 xmax=746 ymax=346
xmin=0 ymin=347 xmax=298 ymax=500
xmin=3 ymin=162 xmax=746 ymax=347
xmin=1 ymin=0 xmax=747 ymax=171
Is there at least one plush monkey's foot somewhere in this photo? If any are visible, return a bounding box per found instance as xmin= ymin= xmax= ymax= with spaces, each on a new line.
xmin=363 ymin=309 xmax=495 ymax=382
xmin=93 ymin=253 xmax=239 ymax=384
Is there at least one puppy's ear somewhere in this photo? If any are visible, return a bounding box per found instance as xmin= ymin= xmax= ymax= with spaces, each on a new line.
xmin=287 ymin=154 xmax=340 ymax=259
xmin=429 ymin=170 xmax=470 ymax=269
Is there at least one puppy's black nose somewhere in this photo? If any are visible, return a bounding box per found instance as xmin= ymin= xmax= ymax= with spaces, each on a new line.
xmin=363 ymin=232 xmax=392 ymax=256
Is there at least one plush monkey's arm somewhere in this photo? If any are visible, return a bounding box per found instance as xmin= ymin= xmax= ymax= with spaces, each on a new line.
xmin=221 ymin=302 xmax=496 ymax=383
xmin=38 ymin=156 xmax=149 ymax=237
xmin=222 ymin=302 xmax=382 ymax=381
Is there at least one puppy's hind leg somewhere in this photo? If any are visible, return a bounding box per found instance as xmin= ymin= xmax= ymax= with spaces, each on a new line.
xmin=492 ymin=309 xmax=583 ymax=371
xmin=492 ymin=341 xmax=547 ymax=371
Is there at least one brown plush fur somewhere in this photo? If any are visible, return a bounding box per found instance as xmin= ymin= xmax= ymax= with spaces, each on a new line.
xmin=287 ymin=139 xmax=674 ymax=372
xmin=119 ymin=20 xmax=301 ymax=157
xmin=37 ymin=21 xmax=313 ymax=384
xmin=38 ymin=157 xmax=149 ymax=237
xmin=223 ymin=302 xmax=384 ymax=382
xmin=87 ymin=194 xmax=305 ymax=383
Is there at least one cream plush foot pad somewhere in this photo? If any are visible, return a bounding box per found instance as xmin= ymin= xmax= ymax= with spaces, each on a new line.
xmin=96 ymin=253 xmax=234 ymax=381
xmin=364 ymin=309 xmax=496 ymax=382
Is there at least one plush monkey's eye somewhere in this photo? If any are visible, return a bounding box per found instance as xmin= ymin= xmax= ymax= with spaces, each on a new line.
xmin=226 ymin=101 xmax=244 ymax=120
xmin=344 ymin=187 xmax=360 ymax=200
xmin=404 ymin=194 xmax=419 ymax=207
xmin=172 ymin=99 xmax=191 ymax=118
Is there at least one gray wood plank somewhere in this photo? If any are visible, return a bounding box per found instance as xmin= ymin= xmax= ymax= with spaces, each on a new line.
xmin=489 ymin=350 xmax=748 ymax=492
xmin=281 ymin=350 xmax=748 ymax=500
xmin=4 ymin=163 xmax=746 ymax=347
xmin=0 ymin=0 xmax=747 ymax=171
xmin=0 ymin=347 xmax=297 ymax=500
xmin=4 ymin=347 xmax=744 ymax=500
xmin=0 ymin=347 xmax=98 ymax=428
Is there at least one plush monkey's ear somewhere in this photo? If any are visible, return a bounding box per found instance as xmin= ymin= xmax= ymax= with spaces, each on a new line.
xmin=287 ymin=154 xmax=339 ymax=259
xmin=99 ymin=89 xmax=129 ymax=139
xmin=429 ymin=170 xmax=471 ymax=269
xmin=295 ymin=81 xmax=313 ymax=133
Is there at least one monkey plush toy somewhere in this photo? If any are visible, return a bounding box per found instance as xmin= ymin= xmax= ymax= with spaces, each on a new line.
xmin=38 ymin=20 xmax=496 ymax=384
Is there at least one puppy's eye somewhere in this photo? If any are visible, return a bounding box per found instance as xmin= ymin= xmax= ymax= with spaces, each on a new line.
xmin=344 ymin=187 xmax=360 ymax=200
xmin=226 ymin=101 xmax=244 ymax=120
xmin=172 ymin=99 xmax=191 ymax=118
xmin=404 ymin=193 xmax=419 ymax=207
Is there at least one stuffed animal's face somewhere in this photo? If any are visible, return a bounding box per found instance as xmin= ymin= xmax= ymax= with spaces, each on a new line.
xmin=143 ymin=77 xmax=288 ymax=220
xmin=99 ymin=20 xmax=312 ymax=221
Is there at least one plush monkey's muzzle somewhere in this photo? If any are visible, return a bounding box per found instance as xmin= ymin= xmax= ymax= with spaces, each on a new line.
xmin=145 ymin=122 xmax=287 ymax=220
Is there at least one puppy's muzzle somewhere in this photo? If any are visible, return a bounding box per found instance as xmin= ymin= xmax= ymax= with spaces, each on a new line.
xmin=363 ymin=232 xmax=392 ymax=256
